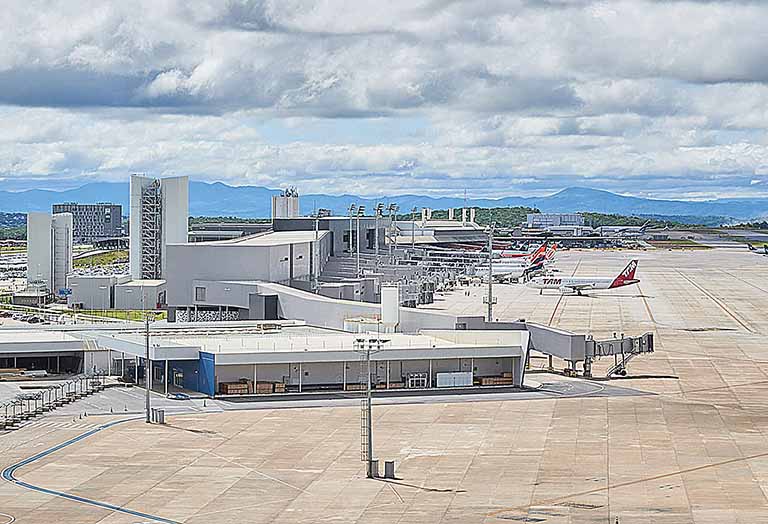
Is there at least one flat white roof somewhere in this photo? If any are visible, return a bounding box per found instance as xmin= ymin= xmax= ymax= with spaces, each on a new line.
xmin=0 ymin=331 xmax=82 ymax=344
xmin=193 ymin=230 xmax=329 ymax=247
xmin=116 ymin=279 xmax=166 ymax=287
xmin=110 ymin=328 xmax=524 ymax=356
xmin=156 ymin=333 xmax=467 ymax=354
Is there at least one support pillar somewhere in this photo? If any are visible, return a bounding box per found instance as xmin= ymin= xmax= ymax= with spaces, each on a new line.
xmin=386 ymin=361 xmax=390 ymax=389
xmin=164 ymin=360 xmax=169 ymax=395
xmin=121 ymin=352 xmax=125 ymax=377
xmin=342 ymin=361 xmax=347 ymax=391
xmin=56 ymin=355 xmax=60 ymax=374
xmin=134 ymin=356 xmax=139 ymax=384
xmin=428 ymin=360 xmax=433 ymax=388
xmin=298 ymin=362 xmax=303 ymax=393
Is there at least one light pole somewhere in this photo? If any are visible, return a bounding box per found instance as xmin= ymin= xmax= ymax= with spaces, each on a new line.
xmin=356 ymin=205 xmax=365 ymax=278
xmin=374 ymin=203 xmax=383 ymax=272
xmin=348 ymin=204 xmax=357 ymax=257
xmin=387 ymin=203 xmax=399 ymax=263
xmin=411 ymin=206 xmax=417 ymax=249
xmin=484 ymin=222 xmax=497 ymax=322
xmin=145 ymin=311 xmax=153 ymax=423
xmin=355 ymin=332 xmax=387 ymax=478
xmin=313 ymin=208 xmax=330 ymax=292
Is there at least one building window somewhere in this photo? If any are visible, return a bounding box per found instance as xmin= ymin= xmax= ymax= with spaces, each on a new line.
xmin=195 ymin=286 xmax=206 ymax=301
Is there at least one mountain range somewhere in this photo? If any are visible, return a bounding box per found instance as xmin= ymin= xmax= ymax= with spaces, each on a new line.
xmin=1 ymin=182 xmax=767 ymax=222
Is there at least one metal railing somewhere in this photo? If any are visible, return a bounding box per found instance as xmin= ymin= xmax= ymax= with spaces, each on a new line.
xmin=0 ymin=372 xmax=107 ymax=430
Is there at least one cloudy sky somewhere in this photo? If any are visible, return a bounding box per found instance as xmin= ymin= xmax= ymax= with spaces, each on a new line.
xmin=2 ymin=0 xmax=768 ymax=198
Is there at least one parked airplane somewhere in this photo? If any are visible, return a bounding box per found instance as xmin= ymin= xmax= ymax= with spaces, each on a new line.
xmin=494 ymin=243 xmax=554 ymax=264
xmin=484 ymin=244 xmax=558 ymax=282
xmin=747 ymin=243 xmax=768 ymax=256
xmin=598 ymin=222 xmax=652 ymax=238
xmin=495 ymin=243 xmax=543 ymax=259
xmin=527 ymin=260 xmax=639 ymax=295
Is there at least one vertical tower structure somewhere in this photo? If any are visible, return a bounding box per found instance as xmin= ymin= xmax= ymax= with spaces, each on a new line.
xmin=129 ymin=174 xmax=189 ymax=280
xmin=27 ymin=212 xmax=73 ymax=293
xmin=271 ymin=187 xmax=300 ymax=219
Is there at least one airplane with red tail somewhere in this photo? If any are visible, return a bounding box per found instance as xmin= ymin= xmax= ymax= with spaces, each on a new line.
xmin=527 ymin=260 xmax=639 ymax=295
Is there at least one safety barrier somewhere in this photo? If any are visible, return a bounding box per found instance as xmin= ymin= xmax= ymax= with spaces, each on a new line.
xmin=0 ymin=373 xmax=107 ymax=430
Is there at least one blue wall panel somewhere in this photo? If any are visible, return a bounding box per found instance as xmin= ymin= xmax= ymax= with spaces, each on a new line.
xmin=169 ymin=360 xmax=200 ymax=393
xmin=199 ymin=352 xmax=216 ymax=397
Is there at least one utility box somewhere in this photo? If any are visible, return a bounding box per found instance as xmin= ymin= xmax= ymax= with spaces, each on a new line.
xmin=384 ymin=461 xmax=396 ymax=479
xmin=436 ymin=371 xmax=473 ymax=388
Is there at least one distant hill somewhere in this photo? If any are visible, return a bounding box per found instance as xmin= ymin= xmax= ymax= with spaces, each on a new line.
xmin=2 ymin=182 xmax=768 ymax=221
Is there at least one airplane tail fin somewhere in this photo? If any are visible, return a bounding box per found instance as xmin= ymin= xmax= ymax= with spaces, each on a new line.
xmin=749 ymin=243 xmax=756 ymax=251
xmin=545 ymin=243 xmax=558 ymax=261
xmin=610 ymin=260 xmax=639 ymax=288
xmin=527 ymin=243 xmax=547 ymax=263
xmin=764 ymin=246 xmax=768 ymax=256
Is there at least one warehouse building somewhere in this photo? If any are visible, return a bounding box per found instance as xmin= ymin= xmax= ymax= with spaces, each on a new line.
xmin=66 ymin=275 xmax=166 ymax=311
xmin=526 ymin=213 xmax=584 ymax=229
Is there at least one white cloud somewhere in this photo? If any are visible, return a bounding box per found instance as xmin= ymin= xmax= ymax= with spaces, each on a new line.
xmin=0 ymin=0 xmax=768 ymax=197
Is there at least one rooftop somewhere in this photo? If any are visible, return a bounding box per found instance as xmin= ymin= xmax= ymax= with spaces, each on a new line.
xmin=116 ymin=279 xmax=166 ymax=287
xmin=109 ymin=325 xmax=525 ymax=356
xmin=0 ymin=330 xmax=83 ymax=345
xmin=191 ymin=230 xmax=329 ymax=247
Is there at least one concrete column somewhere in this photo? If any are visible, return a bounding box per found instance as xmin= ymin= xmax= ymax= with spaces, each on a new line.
xmin=298 ymin=362 xmax=302 ymax=393
xmin=107 ymin=349 xmax=112 ymax=376
xmin=386 ymin=361 xmax=390 ymax=389
xmin=56 ymin=355 xmax=60 ymax=374
xmin=134 ymin=356 xmax=139 ymax=384
xmin=164 ymin=360 xmax=168 ymax=395
xmin=342 ymin=361 xmax=346 ymax=391
xmin=13 ymin=357 xmax=16 ymax=368
xmin=428 ymin=360 xmax=432 ymax=388
xmin=121 ymin=352 xmax=125 ymax=377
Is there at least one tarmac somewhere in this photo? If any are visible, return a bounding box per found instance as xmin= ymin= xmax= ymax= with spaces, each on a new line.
xmin=2 ymin=246 xmax=768 ymax=523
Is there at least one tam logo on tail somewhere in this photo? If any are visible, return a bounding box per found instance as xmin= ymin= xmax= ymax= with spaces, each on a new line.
xmin=610 ymin=260 xmax=639 ymax=288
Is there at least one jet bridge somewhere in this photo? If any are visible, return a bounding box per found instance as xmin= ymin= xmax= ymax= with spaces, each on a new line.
xmin=585 ymin=332 xmax=654 ymax=378
xmin=524 ymin=322 xmax=653 ymax=377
